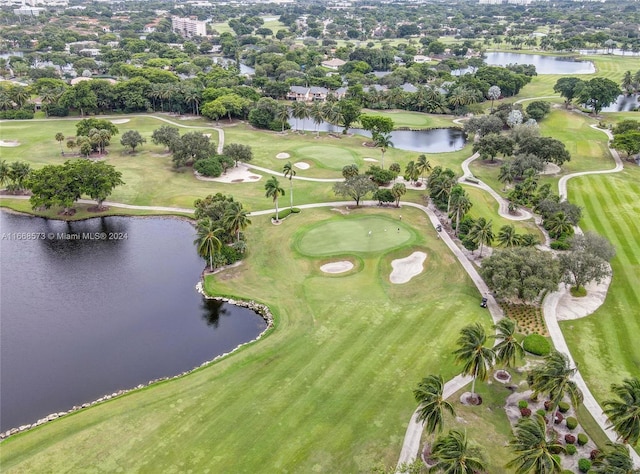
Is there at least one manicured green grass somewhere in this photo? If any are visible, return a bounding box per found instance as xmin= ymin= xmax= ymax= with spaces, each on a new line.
xmin=0 ymin=206 xmax=492 ymax=472
xmin=295 ymin=144 xmax=359 ymax=170
xmin=360 ymin=109 xmax=461 ymax=129
xmin=296 ymin=215 xmax=413 ymax=255
xmin=561 ymin=167 xmax=640 ymax=444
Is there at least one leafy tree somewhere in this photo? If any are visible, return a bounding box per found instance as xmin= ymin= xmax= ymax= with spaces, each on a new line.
xmin=359 ymin=114 xmax=394 ymax=136
xmin=223 ymin=143 xmax=253 ymax=167
xmin=342 ymin=164 xmax=359 ymax=179
xmin=473 ymin=133 xmax=514 ymax=162
xmin=518 ymin=136 xmax=571 ymax=166
xmin=480 ymin=248 xmax=560 ymax=303
xmin=453 ymin=323 xmax=495 ymax=402
xmin=55 ymin=132 xmax=65 ymax=154
xmin=120 ymin=130 xmax=146 ymax=153
xmin=6 ymin=161 xmax=31 ymax=193
xmin=194 ymin=157 xmax=223 ymax=177
xmin=413 ymin=375 xmax=455 ymax=437
xmin=283 ymin=161 xmax=297 ymax=210
xmin=553 ymin=77 xmax=584 ymax=108
xmin=577 ymin=77 xmax=622 ymax=115
xmin=76 ymin=119 xmax=119 ymax=138
xmin=507 ymin=415 xmax=564 ymax=474
xmin=389 ymin=162 xmax=401 ymax=181
xmin=526 ymin=101 xmax=551 ymax=121
xmin=333 ymin=174 xmax=377 ymax=206
xmin=194 ymin=218 xmax=224 ymax=272
xmin=430 ymin=430 xmax=487 ymax=474
xmin=60 ymin=81 xmax=97 ymax=116
xmin=528 ymin=351 xmax=583 ymax=425
xmin=611 ymin=131 xmax=640 ymax=160
xmin=201 ymin=100 xmax=227 ymax=124
xmin=72 ymin=160 xmax=124 ymax=210
xmin=151 ymin=125 xmax=180 ymax=150
xmin=559 ymin=232 xmax=615 ymax=292
xmin=170 ymin=132 xmax=216 ymax=168
xmin=27 ymin=164 xmax=82 ymax=215
xmin=264 ymin=176 xmax=285 ymax=221
xmin=464 ymin=115 xmax=504 ymax=137
xmin=603 ymin=377 xmax=640 ymax=446
xmin=337 ymin=99 xmax=361 ymax=134
xmin=492 ymin=318 xmax=524 ymax=368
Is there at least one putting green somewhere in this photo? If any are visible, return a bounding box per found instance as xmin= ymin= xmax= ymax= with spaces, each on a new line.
xmin=296 ymin=145 xmax=358 ymax=170
xmin=296 ymin=216 xmax=413 ymax=256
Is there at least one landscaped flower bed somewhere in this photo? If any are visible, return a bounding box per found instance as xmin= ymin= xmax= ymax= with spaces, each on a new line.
xmin=499 ymin=303 xmax=547 ymax=336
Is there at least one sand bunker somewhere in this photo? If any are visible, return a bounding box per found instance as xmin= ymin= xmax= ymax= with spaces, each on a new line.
xmin=194 ymin=163 xmax=262 ymax=184
xmin=541 ymin=163 xmax=561 ymax=175
xmin=320 ymin=261 xmax=354 ymax=274
xmin=0 ymin=140 xmax=20 ymax=147
xmin=276 ymin=152 xmax=290 ymax=159
xmin=294 ymin=162 xmax=310 ymax=170
xmin=364 ymin=158 xmax=378 ymax=162
xmin=110 ymin=119 xmax=130 ymax=124
xmin=390 ymin=252 xmax=427 ymax=284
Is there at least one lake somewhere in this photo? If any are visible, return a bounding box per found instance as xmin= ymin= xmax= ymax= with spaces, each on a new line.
xmin=0 ymin=212 xmax=267 ymax=432
xmin=289 ymin=119 xmax=467 ymax=153
xmin=600 ymin=94 xmax=639 ymax=112
xmin=484 ymin=52 xmax=596 ymax=74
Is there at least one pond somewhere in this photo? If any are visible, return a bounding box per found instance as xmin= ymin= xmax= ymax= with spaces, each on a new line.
xmin=483 ymin=52 xmax=596 ymax=75
xmin=0 ymin=212 xmax=267 ymax=432
xmin=289 ymin=119 xmax=467 ymax=153
xmin=600 ymin=94 xmax=639 ymax=112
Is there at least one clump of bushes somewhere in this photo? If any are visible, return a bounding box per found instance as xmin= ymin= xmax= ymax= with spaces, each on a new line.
xmin=558 ymin=401 xmax=570 ymax=413
xmin=565 ymin=444 xmax=577 ymax=455
xmin=518 ymin=400 xmax=529 ymax=409
xmin=566 ymin=417 xmax=578 ymax=430
xmin=578 ymin=458 xmax=591 ymax=473
xmin=577 ymin=433 xmax=588 ymax=446
xmin=523 ymin=333 xmax=552 ymax=356
xmin=272 ymin=207 xmax=300 ymax=220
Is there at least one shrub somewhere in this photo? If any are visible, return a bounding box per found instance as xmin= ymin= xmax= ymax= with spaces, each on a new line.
xmin=219 ymin=244 xmax=241 ymax=266
xmin=520 ymin=407 xmax=532 ymax=417
xmin=589 ymin=449 xmax=600 ymax=461
xmin=566 ymin=417 xmax=578 ymax=430
xmin=554 ymin=412 xmax=564 ymax=424
xmin=272 ymin=207 xmax=300 ymax=220
xmin=544 ymin=400 xmax=553 ymax=411
xmin=578 ymin=458 xmax=591 ymax=473
xmin=536 ymin=409 xmax=546 ymax=417
xmin=523 ymin=333 xmax=552 ymax=356
xmin=558 ymin=401 xmax=570 ymax=413
xmin=577 ymin=433 xmax=588 ymax=446
xmin=565 ymin=444 xmax=577 ymax=455
xmin=194 ymin=157 xmax=223 ymax=177
xmin=565 ymin=433 xmax=576 ymax=444
xmin=518 ymin=400 xmax=529 ymax=409
xmin=550 ymin=239 xmax=571 ymax=250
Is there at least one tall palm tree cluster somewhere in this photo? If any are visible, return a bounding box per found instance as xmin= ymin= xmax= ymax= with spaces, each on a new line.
xmin=426 ymin=166 xmax=474 ymax=237
xmin=621 ymin=70 xmax=640 ymax=96
xmin=193 ymin=194 xmax=251 ymax=272
xmin=413 ymin=321 xmax=640 ymax=472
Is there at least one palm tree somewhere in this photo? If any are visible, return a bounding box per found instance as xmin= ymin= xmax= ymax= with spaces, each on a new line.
xmin=497 ymin=224 xmax=520 ymax=248
xmin=546 ymin=212 xmax=573 ymax=239
xmin=469 ymin=217 xmax=494 ymax=257
xmin=498 ymin=163 xmax=515 ymax=191
xmin=603 ymin=377 xmax=640 ymax=446
xmin=528 ymin=351 xmax=583 ymax=429
xmin=404 ymin=160 xmax=419 ymax=184
xmin=592 ymin=442 xmax=640 ymax=473
xmin=453 ymin=323 xmax=495 ymax=402
xmin=449 ymin=187 xmax=472 ymax=235
xmin=413 ymin=375 xmax=455 ymax=436
xmin=0 ymin=160 xmax=9 ymax=188
xmin=222 ymin=202 xmax=251 ymax=243
xmin=275 ymin=104 xmax=291 ymax=132
xmin=283 ymin=161 xmax=296 ymax=210
xmin=194 ymin=218 xmax=223 ymax=272
xmin=184 ymin=87 xmax=202 ymax=116
xmin=487 ymin=85 xmax=501 ymax=113
xmin=291 ymin=101 xmax=309 ymax=131
xmin=622 ymin=71 xmax=634 ymax=95
xmin=430 ymin=430 xmax=487 ymax=474
xmin=310 ymin=102 xmax=324 ymax=137
xmin=264 ymin=176 xmax=285 ymax=222
xmin=416 ymin=154 xmax=432 ymax=185
xmin=10 ymin=86 xmax=30 ymax=108
xmin=374 ymin=132 xmax=393 ymax=169
xmin=492 ymin=318 xmax=524 ymax=368
xmin=506 ymin=415 xmax=564 ymax=474
xmin=55 ymin=132 xmax=65 ymax=154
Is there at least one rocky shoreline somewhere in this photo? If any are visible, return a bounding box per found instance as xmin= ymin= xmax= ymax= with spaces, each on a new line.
xmin=0 ymin=283 xmax=273 ymax=441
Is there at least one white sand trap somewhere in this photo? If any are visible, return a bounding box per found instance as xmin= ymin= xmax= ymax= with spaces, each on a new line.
xmin=390 ymin=251 xmax=427 ymax=284
xmin=320 ymin=261 xmax=354 ymax=274
xmin=0 ymin=140 xmax=20 ymax=147
xmin=541 ymin=162 xmax=561 ymax=175
xmin=110 ymin=119 xmax=130 ymax=124
xmin=364 ymin=157 xmax=378 ymax=162
xmin=276 ymin=152 xmax=290 ymax=159
xmin=203 ymin=133 xmax=212 ymax=138
xmin=294 ymin=162 xmax=310 ymax=170
xmin=194 ymin=163 xmax=262 ymax=183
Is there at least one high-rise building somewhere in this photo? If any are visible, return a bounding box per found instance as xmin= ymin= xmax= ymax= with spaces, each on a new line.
xmin=171 ymin=16 xmax=207 ymax=37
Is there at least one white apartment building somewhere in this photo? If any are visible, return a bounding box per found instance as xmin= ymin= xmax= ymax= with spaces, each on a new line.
xmin=171 ymin=16 xmax=207 ymax=38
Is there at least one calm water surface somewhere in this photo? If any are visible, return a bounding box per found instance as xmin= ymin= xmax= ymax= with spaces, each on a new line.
xmin=0 ymin=213 xmax=266 ymax=431
xmin=484 ymin=52 xmax=596 ymax=74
